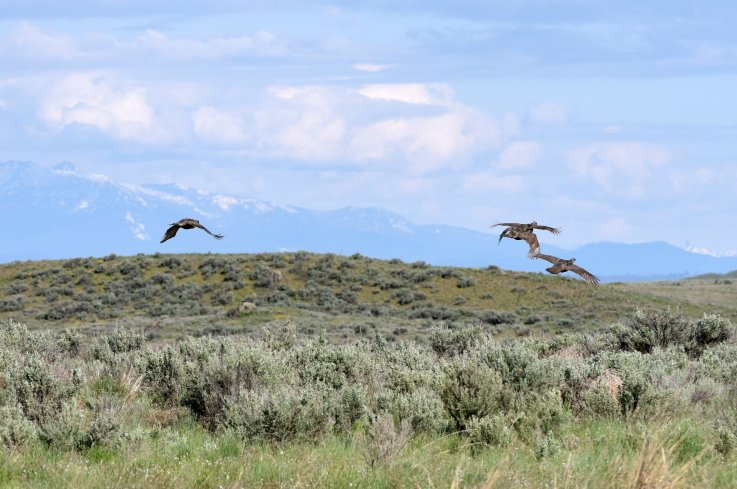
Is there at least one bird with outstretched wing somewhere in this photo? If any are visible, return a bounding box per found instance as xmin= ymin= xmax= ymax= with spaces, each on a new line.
xmin=160 ymin=218 xmax=224 ymax=243
xmin=532 ymin=254 xmax=600 ymax=285
xmin=492 ymin=221 xmax=561 ymax=257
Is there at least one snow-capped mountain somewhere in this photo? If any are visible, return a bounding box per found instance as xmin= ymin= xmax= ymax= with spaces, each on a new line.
xmin=2 ymin=160 xmax=737 ymax=282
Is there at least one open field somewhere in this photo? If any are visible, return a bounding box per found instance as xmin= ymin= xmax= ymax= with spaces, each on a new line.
xmin=1 ymin=253 xmax=737 ymax=488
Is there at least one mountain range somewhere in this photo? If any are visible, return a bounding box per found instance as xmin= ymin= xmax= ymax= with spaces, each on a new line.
xmin=1 ymin=160 xmax=736 ymax=282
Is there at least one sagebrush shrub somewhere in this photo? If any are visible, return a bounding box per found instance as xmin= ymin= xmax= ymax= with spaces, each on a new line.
xmin=467 ymin=413 xmax=512 ymax=452
xmin=428 ymin=325 xmax=484 ymax=357
xmin=0 ymin=404 xmax=37 ymax=448
xmin=689 ymin=314 xmax=735 ymax=357
xmin=439 ymin=355 xmax=503 ymax=431
xmin=5 ymin=353 xmax=80 ymax=423
xmin=614 ymin=308 xmax=692 ymax=353
xmin=392 ymin=386 xmax=449 ymax=433
xmin=225 ymin=383 xmax=335 ymax=442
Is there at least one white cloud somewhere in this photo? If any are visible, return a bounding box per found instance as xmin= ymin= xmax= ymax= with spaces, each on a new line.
xmin=566 ymin=142 xmax=671 ymax=197
xmin=38 ymin=72 xmax=163 ymax=142
xmin=356 ymin=83 xmax=454 ymax=105
xmin=255 ymin=84 xmax=506 ymax=171
xmin=256 ymin=86 xmax=347 ymax=161
xmin=3 ymin=22 xmax=78 ymax=60
xmin=497 ymin=141 xmax=542 ymax=169
xmin=352 ymin=63 xmax=393 ymax=73
xmin=192 ymin=106 xmax=250 ymax=144
xmin=529 ymin=103 xmax=568 ymax=125
xmin=349 ymin=106 xmax=502 ymax=173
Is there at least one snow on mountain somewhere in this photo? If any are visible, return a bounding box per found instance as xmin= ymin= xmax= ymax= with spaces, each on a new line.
xmin=1 ymin=160 xmax=736 ymax=281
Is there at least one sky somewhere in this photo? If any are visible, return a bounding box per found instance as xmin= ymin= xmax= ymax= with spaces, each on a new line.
xmin=1 ymin=1 xmax=736 ymax=254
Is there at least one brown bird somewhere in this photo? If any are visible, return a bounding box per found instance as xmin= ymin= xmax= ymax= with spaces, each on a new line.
xmin=160 ymin=218 xmax=224 ymax=243
xmin=532 ymin=254 xmax=600 ymax=285
xmin=492 ymin=221 xmax=561 ymax=257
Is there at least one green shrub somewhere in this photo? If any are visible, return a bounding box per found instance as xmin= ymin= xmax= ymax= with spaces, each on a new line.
xmin=225 ymin=384 xmax=335 ymax=442
xmin=5 ymin=354 xmax=80 ymax=423
xmin=439 ymin=355 xmax=503 ymax=431
xmin=467 ymin=413 xmax=512 ymax=452
xmin=392 ymin=386 xmax=449 ymax=433
xmin=428 ymin=325 xmax=483 ymax=357
xmin=37 ymin=400 xmax=121 ymax=450
xmin=142 ymin=346 xmax=185 ymax=405
xmin=479 ymin=310 xmax=517 ymax=325
xmin=689 ymin=314 xmax=735 ymax=357
xmin=0 ymin=404 xmax=37 ymax=448
xmin=613 ymin=308 xmax=692 ymax=354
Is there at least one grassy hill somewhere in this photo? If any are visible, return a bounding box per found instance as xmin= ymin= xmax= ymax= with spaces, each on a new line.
xmin=1 ymin=251 xmax=735 ymax=342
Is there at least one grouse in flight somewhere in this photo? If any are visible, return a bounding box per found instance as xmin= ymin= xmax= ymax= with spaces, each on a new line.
xmin=532 ymin=254 xmax=600 ymax=285
xmin=492 ymin=221 xmax=561 ymax=257
xmin=160 ymin=218 xmax=224 ymax=243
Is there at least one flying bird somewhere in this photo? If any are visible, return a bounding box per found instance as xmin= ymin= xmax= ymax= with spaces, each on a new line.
xmin=492 ymin=221 xmax=561 ymax=257
xmin=532 ymin=254 xmax=600 ymax=285
xmin=160 ymin=218 xmax=224 ymax=243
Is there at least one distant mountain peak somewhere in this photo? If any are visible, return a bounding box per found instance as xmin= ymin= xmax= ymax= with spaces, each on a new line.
xmin=684 ymin=244 xmax=737 ymax=258
xmin=53 ymin=161 xmax=77 ymax=172
xmin=1 ymin=160 xmax=737 ymax=281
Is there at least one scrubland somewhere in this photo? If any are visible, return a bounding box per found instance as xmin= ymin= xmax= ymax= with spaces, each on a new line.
xmin=1 ymin=253 xmax=736 ymax=488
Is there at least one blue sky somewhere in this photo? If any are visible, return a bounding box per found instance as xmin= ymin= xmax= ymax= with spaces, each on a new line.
xmin=1 ymin=1 xmax=736 ymax=254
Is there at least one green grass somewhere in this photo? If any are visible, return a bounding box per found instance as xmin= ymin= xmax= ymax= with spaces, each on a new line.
xmin=1 ymin=417 xmax=734 ymax=488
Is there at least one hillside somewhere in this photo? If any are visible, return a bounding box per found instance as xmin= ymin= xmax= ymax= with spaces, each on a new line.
xmin=1 ymin=252 xmax=735 ymax=342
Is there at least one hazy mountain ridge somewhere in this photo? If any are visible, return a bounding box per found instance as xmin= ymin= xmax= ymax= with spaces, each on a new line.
xmin=2 ymin=160 xmax=737 ymax=281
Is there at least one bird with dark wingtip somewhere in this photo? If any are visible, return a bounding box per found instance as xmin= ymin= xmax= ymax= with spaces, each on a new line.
xmin=160 ymin=218 xmax=224 ymax=243
xmin=532 ymin=254 xmax=600 ymax=285
xmin=492 ymin=221 xmax=561 ymax=257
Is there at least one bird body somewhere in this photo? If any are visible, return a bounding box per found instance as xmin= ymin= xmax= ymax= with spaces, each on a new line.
xmin=492 ymin=221 xmax=561 ymax=257
xmin=160 ymin=218 xmax=224 ymax=243
xmin=532 ymin=254 xmax=599 ymax=285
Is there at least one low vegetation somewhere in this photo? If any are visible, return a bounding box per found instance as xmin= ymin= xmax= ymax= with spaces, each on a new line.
xmin=1 ymin=253 xmax=736 ymax=487
xmin=1 ymin=307 xmax=737 ymax=487
xmin=1 ymin=252 xmax=735 ymax=342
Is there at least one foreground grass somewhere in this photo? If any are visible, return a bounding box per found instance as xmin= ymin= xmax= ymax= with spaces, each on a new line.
xmin=2 ymin=310 xmax=737 ymax=488
xmin=1 ymin=417 xmax=734 ymax=489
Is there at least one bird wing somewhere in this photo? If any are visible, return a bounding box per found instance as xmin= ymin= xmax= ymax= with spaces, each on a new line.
xmin=532 ymin=224 xmax=561 ymax=235
xmin=531 ymin=253 xmax=560 ymax=265
xmin=193 ymin=222 xmax=224 ymax=239
xmin=521 ymin=232 xmax=541 ymax=257
xmin=160 ymin=224 xmax=180 ymax=243
xmin=491 ymin=222 xmax=522 ymax=228
xmin=568 ymin=263 xmax=600 ymax=285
